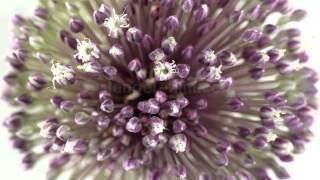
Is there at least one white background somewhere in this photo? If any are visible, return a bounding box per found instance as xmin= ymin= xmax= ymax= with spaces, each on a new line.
xmin=0 ymin=0 xmax=319 ymax=179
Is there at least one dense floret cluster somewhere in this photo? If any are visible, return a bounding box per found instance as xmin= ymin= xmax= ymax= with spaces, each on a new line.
xmin=3 ymin=0 xmax=317 ymax=179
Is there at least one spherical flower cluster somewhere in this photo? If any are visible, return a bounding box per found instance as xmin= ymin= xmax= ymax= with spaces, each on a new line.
xmin=3 ymin=0 xmax=317 ymax=179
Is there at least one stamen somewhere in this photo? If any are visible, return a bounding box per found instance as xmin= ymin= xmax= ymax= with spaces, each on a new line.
xmin=103 ymin=9 xmax=130 ymax=38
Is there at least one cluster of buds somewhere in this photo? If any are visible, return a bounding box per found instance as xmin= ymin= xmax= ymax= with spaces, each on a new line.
xmin=3 ymin=0 xmax=317 ymax=179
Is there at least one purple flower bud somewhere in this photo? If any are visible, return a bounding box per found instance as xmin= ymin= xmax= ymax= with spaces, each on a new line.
xmin=12 ymin=137 xmax=28 ymax=152
xmin=103 ymin=66 xmax=117 ymax=80
xmin=59 ymin=30 xmax=70 ymax=41
xmin=12 ymin=14 xmax=25 ymax=26
xmin=249 ymin=66 xmax=265 ymax=80
xmin=267 ymin=48 xmax=284 ymax=64
xmin=169 ymin=134 xmax=188 ymax=153
xmin=242 ymin=29 xmax=262 ymax=43
xmin=230 ymin=10 xmax=244 ymax=23
xmin=279 ymin=154 xmax=294 ymax=162
xmin=228 ymin=97 xmax=244 ymax=111
xmin=219 ymin=77 xmax=233 ymax=90
xmin=169 ymin=79 xmax=185 ymax=90
xmin=119 ymin=106 xmax=133 ymax=118
xmin=128 ymin=58 xmax=142 ymax=72
xmin=28 ymin=73 xmax=47 ymax=91
xmin=126 ymin=27 xmax=143 ymax=43
xmin=97 ymin=147 xmax=112 ymax=161
xmin=238 ymin=126 xmax=251 ymax=137
xmin=4 ymin=72 xmax=18 ymax=85
xmin=60 ymin=100 xmax=74 ymax=112
xmin=194 ymin=124 xmax=208 ymax=137
xmin=286 ymin=28 xmax=301 ymax=37
xmin=64 ymin=36 xmax=77 ymax=50
xmin=264 ymin=24 xmax=277 ymax=34
xmin=182 ymin=0 xmax=194 ymax=12
xmin=181 ymin=45 xmax=193 ymax=60
xmin=126 ymin=117 xmax=142 ymax=133
xmin=138 ymin=99 xmax=160 ymax=114
xmin=142 ymin=135 xmax=158 ymax=149
xmin=123 ymin=157 xmax=141 ymax=171
xmin=232 ymin=141 xmax=247 ymax=154
xmin=99 ymin=4 xmax=112 ymax=15
xmin=247 ymin=5 xmax=261 ymax=20
xmin=149 ymin=48 xmax=166 ymax=62
xmin=218 ymin=51 xmax=237 ymax=66
xmin=243 ymin=154 xmax=255 ymax=166
xmin=149 ymin=116 xmax=165 ymax=136
xmin=93 ymin=10 xmax=107 ymax=25
xmin=297 ymin=51 xmax=309 ymax=63
xmin=75 ymin=111 xmax=92 ymax=125
xmin=175 ymin=64 xmax=190 ymax=79
xmin=22 ymin=153 xmax=34 ymax=169
xmin=38 ymin=119 xmax=59 ymax=138
xmin=16 ymin=94 xmax=32 ymax=105
xmin=185 ymin=108 xmax=199 ymax=121
xmin=172 ymin=120 xmax=187 ymax=133
xmin=96 ymin=115 xmax=111 ymax=130
xmin=137 ymin=69 xmax=147 ymax=80
xmin=142 ymin=34 xmax=154 ymax=50
xmin=214 ymin=152 xmax=229 ymax=166
xmin=155 ymin=90 xmax=168 ymax=104
xmin=98 ymin=90 xmax=111 ymax=101
xmin=196 ymin=98 xmax=208 ymax=110
xmin=193 ymin=4 xmax=209 ymax=22
xmin=252 ymin=136 xmax=268 ymax=149
xmin=291 ymin=9 xmax=307 ymax=21
xmin=165 ymin=16 xmax=179 ymax=32
xmin=109 ymin=44 xmax=124 ymax=59
xmin=49 ymin=154 xmax=70 ymax=169
xmin=4 ymin=115 xmax=23 ymax=132
xmin=242 ymin=46 xmax=257 ymax=60
xmin=276 ymin=62 xmax=292 ymax=75
xmin=70 ymin=18 xmax=85 ymax=33
xmin=164 ymin=101 xmax=182 ymax=117
xmin=50 ymin=96 xmax=64 ymax=108
xmin=257 ymin=35 xmax=272 ymax=48
xmin=216 ymin=141 xmax=231 ymax=153
xmin=34 ymin=7 xmax=48 ymax=20
xmin=51 ymin=138 xmax=65 ymax=152
xmin=56 ymin=125 xmax=72 ymax=141
xmin=287 ymin=40 xmax=302 ymax=53
xmin=249 ymin=52 xmax=269 ymax=66
xmin=173 ymin=165 xmax=187 ymax=178
xmin=112 ymin=126 xmax=124 ymax=137
xmin=100 ymin=98 xmax=115 ymax=113
xmin=161 ymin=37 xmax=177 ymax=54
xmin=113 ymin=113 xmax=126 ymax=127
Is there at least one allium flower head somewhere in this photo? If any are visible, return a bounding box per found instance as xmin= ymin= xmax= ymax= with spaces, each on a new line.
xmin=3 ymin=0 xmax=318 ymax=179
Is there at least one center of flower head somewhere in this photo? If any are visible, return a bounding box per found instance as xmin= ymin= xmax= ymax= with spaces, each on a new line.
xmin=75 ymin=39 xmax=99 ymax=62
xmin=104 ymin=9 xmax=130 ymax=38
xmin=154 ymin=60 xmax=177 ymax=81
xmin=86 ymin=47 xmax=94 ymax=54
